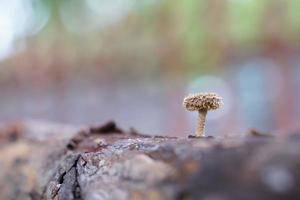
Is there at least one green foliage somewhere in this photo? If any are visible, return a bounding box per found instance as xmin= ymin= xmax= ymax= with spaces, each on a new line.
xmin=4 ymin=0 xmax=300 ymax=78
xmin=228 ymin=0 xmax=265 ymax=43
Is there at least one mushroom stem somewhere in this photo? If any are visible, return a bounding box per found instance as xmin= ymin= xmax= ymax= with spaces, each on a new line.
xmin=196 ymin=110 xmax=207 ymax=137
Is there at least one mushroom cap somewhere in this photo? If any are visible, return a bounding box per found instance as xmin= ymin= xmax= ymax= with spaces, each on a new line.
xmin=183 ymin=92 xmax=223 ymax=112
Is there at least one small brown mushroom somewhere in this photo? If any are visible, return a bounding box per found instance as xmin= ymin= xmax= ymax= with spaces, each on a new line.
xmin=183 ymin=92 xmax=223 ymax=137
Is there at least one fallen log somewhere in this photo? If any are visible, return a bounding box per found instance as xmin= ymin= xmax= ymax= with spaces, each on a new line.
xmin=0 ymin=120 xmax=299 ymax=200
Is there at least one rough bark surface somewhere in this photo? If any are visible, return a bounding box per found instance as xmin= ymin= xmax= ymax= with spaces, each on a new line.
xmin=0 ymin=121 xmax=300 ymax=200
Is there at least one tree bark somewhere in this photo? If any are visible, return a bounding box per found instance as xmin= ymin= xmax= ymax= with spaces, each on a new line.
xmin=0 ymin=121 xmax=299 ymax=200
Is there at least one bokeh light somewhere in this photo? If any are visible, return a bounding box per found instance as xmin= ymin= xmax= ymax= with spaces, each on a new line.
xmin=0 ymin=0 xmax=49 ymax=60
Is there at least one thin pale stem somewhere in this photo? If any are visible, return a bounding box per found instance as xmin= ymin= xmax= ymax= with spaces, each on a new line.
xmin=196 ymin=110 xmax=207 ymax=137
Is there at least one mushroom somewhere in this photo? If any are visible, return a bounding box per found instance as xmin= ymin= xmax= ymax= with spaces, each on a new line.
xmin=183 ymin=92 xmax=223 ymax=137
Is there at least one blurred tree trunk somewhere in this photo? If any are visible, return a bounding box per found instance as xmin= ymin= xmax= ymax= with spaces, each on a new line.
xmin=263 ymin=0 xmax=295 ymax=133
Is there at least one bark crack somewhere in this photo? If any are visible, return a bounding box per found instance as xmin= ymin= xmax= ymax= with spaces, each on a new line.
xmin=43 ymin=154 xmax=82 ymax=200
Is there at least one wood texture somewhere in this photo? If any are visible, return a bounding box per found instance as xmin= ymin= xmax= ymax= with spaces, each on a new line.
xmin=0 ymin=121 xmax=299 ymax=200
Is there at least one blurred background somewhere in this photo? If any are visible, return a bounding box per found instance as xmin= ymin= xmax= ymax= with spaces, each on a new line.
xmin=0 ymin=0 xmax=300 ymax=136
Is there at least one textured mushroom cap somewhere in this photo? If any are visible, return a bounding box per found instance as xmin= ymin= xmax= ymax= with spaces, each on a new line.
xmin=183 ymin=92 xmax=223 ymax=111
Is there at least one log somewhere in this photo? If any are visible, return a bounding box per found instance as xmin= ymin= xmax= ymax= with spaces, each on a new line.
xmin=0 ymin=120 xmax=300 ymax=200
